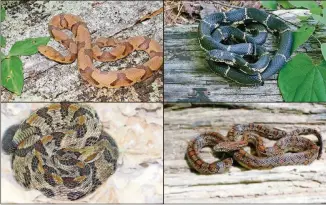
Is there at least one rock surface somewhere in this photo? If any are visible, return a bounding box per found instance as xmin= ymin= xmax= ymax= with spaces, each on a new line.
xmin=1 ymin=103 xmax=163 ymax=203
xmin=1 ymin=1 xmax=163 ymax=102
xmin=164 ymin=103 xmax=326 ymax=203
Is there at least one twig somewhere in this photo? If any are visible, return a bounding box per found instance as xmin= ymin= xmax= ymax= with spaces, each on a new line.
xmin=214 ymin=2 xmax=242 ymax=9
xmin=164 ymin=1 xmax=179 ymax=11
xmin=135 ymin=7 xmax=163 ymax=24
xmin=173 ymin=2 xmax=184 ymax=24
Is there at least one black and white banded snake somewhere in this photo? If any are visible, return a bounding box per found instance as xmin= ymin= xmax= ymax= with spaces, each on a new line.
xmin=198 ymin=8 xmax=293 ymax=85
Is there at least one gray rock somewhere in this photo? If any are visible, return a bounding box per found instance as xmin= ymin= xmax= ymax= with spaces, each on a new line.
xmin=1 ymin=1 xmax=163 ymax=102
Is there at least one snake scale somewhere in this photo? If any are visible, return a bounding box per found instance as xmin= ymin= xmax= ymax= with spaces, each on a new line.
xmin=38 ymin=14 xmax=163 ymax=88
xmin=2 ymin=103 xmax=119 ymax=200
xmin=198 ymin=8 xmax=293 ymax=85
xmin=187 ymin=124 xmax=323 ymax=174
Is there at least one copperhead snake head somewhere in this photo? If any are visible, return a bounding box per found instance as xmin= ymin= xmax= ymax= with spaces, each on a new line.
xmin=38 ymin=14 xmax=163 ymax=88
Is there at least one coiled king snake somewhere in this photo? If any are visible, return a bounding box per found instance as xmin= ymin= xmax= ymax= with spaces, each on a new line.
xmin=198 ymin=8 xmax=293 ymax=85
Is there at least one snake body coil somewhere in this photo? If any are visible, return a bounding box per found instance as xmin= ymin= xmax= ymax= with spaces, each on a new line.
xmin=186 ymin=124 xmax=323 ymax=175
xmin=198 ymin=8 xmax=293 ymax=85
xmin=2 ymin=103 xmax=119 ymax=200
xmin=38 ymin=14 xmax=163 ymax=88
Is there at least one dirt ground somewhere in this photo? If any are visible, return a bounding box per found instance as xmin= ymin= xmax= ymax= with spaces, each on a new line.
xmin=164 ymin=0 xmax=262 ymax=26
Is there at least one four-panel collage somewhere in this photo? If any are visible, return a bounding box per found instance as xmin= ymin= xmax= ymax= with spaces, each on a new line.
xmin=0 ymin=0 xmax=325 ymax=203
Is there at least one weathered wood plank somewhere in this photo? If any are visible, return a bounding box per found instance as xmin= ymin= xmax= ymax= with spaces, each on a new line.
xmin=164 ymin=9 xmax=325 ymax=102
xmin=164 ymin=103 xmax=326 ymax=203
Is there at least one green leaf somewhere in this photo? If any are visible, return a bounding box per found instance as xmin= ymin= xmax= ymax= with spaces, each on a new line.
xmin=310 ymin=7 xmax=322 ymax=15
xmin=9 ymin=37 xmax=50 ymax=56
xmin=321 ymin=43 xmax=326 ymax=61
xmin=261 ymin=0 xmax=278 ymax=9
xmin=0 ymin=35 xmax=6 ymax=47
xmin=322 ymin=1 xmax=326 ymax=9
xmin=277 ymin=0 xmax=295 ymax=9
xmin=297 ymin=15 xmax=310 ymax=21
xmin=292 ymin=25 xmax=315 ymax=52
xmin=312 ymin=14 xmax=326 ymax=25
xmin=1 ymin=56 xmax=24 ymax=95
xmin=278 ymin=53 xmax=326 ymax=102
xmin=0 ymin=6 xmax=5 ymax=22
xmin=0 ymin=51 xmax=5 ymax=61
xmin=289 ymin=1 xmax=319 ymax=9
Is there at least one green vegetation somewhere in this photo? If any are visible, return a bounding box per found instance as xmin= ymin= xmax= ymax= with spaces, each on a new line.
xmin=0 ymin=6 xmax=49 ymax=95
xmin=261 ymin=0 xmax=326 ymax=102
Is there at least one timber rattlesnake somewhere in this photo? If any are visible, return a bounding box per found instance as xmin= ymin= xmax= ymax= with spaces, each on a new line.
xmin=2 ymin=103 xmax=119 ymax=200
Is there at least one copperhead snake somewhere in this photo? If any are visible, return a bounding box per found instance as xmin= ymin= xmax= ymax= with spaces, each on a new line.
xmin=38 ymin=14 xmax=163 ymax=88
xmin=186 ymin=124 xmax=323 ymax=174
xmin=2 ymin=103 xmax=119 ymax=200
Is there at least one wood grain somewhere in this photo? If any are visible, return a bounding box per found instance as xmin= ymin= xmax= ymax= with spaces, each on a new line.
xmin=164 ymin=9 xmax=326 ymax=102
xmin=164 ymin=103 xmax=326 ymax=203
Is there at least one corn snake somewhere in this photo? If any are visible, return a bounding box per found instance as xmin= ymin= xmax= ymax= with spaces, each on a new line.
xmin=186 ymin=124 xmax=323 ymax=174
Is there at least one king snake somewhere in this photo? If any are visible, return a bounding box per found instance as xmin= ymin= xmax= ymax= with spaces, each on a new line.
xmin=186 ymin=124 xmax=323 ymax=174
xmin=198 ymin=8 xmax=293 ymax=85
xmin=38 ymin=14 xmax=163 ymax=88
xmin=2 ymin=103 xmax=119 ymax=200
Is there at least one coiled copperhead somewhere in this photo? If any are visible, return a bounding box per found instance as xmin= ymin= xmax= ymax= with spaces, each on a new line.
xmin=2 ymin=103 xmax=119 ymax=200
xmin=38 ymin=14 xmax=163 ymax=88
xmin=186 ymin=124 xmax=323 ymax=174
xmin=198 ymin=8 xmax=293 ymax=85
